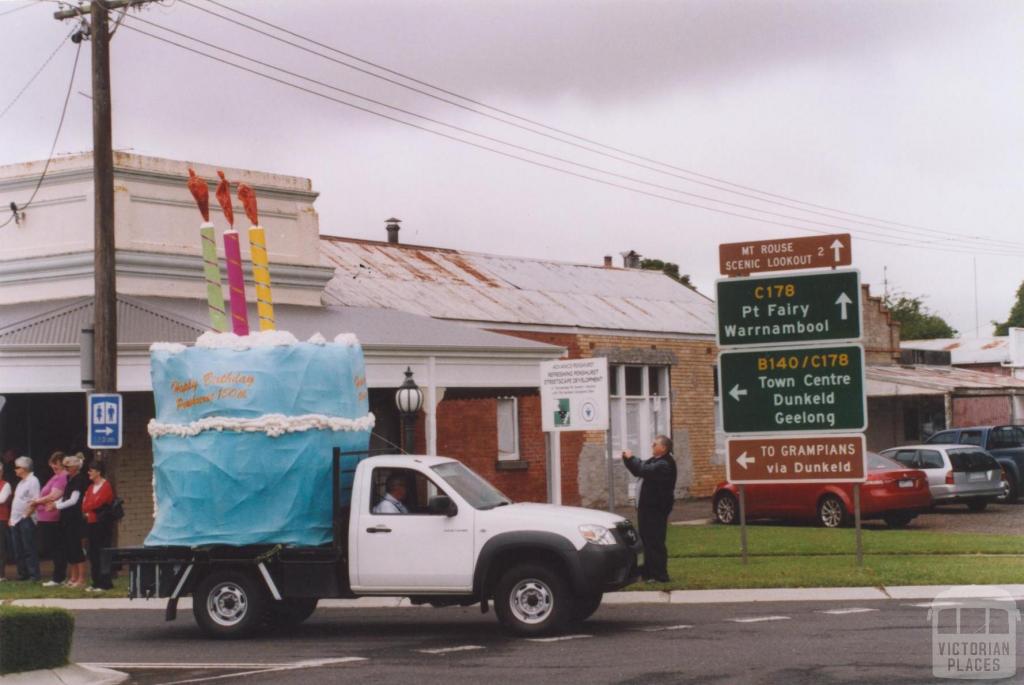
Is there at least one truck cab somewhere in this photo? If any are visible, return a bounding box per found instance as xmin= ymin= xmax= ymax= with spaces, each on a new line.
xmin=111 ymin=453 xmax=642 ymax=638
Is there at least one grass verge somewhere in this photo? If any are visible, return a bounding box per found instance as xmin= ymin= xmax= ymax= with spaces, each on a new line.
xmin=0 ymin=575 xmax=128 ymax=600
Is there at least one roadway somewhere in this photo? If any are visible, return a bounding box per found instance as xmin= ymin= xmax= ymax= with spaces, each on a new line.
xmin=72 ymin=597 xmax=994 ymax=684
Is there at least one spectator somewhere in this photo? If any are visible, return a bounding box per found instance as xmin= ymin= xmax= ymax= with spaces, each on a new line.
xmin=55 ymin=453 xmax=88 ymax=588
xmin=32 ymin=452 xmax=68 ymax=587
xmin=621 ymin=435 xmax=678 ymax=583
xmin=0 ymin=468 xmax=10 ymax=582
xmin=9 ymin=457 xmax=41 ymax=582
xmin=82 ymin=461 xmax=114 ymax=591
xmin=0 ymin=449 xmax=17 ymax=572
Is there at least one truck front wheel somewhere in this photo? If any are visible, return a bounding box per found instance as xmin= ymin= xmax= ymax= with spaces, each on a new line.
xmin=192 ymin=570 xmax=269 ymax=639
xmin=494 ymin=563 xmax=573 ymax=636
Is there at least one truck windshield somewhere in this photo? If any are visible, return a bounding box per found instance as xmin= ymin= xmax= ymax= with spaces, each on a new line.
xmin=432 ymin=462 xmax=512 ymax=510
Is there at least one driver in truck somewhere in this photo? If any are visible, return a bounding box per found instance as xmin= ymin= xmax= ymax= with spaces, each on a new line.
xmin=372 ymin=474 xmax=410 ymax=514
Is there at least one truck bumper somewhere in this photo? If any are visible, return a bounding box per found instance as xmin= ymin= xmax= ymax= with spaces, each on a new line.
xmin=572 ymin=543 xmax=641 ymax=594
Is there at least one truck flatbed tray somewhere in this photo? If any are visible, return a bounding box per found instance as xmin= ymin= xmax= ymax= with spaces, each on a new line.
xmin=111 ymin=545 xmax=342 ymax=563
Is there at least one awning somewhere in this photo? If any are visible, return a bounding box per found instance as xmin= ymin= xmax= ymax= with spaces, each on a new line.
xmin=867 ymin=364 xmax=1024 ymax=398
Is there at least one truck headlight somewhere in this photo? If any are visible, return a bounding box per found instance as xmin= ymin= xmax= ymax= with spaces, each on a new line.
xmin=579 ymin=524 xmax=616 ymax=546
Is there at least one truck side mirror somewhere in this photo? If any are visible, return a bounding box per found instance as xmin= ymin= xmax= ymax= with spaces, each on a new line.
xmin=428 ymin=495 xmax=457 ymax=517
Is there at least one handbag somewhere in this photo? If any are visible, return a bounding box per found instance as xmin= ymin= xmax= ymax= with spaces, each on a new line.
xmin=98 ymin=498 xmax=125 ymax=523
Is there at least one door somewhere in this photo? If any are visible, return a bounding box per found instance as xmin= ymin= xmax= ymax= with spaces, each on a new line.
xmin=914 ymin=448 xmax=948 ymax=497
xmin=355 ymin=466 xmax=474 ymax=592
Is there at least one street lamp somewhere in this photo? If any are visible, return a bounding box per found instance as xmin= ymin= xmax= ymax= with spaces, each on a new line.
xmin=395 ymin=367 xmax=424 ymax=454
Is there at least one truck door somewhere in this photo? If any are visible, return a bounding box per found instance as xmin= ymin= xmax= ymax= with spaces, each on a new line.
xmin=354 ymin=466 xmax=474 ymax=592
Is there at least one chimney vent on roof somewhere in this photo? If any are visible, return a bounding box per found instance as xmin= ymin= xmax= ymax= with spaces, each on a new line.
xmin=385 ymin=217 xmax=401 ymax=244
xmin=621 ymin=250 xmax=641 ymax=269
xmin=603 ymin=255 xmax=613 ymax=268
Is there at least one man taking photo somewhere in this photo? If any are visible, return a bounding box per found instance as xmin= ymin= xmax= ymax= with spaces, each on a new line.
xmin=622 ymin=435 xmax=677 ymax=583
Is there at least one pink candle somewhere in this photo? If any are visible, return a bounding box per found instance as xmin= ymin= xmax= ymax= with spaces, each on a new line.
xmin=223 ymin=229 xmax=250 ymax=336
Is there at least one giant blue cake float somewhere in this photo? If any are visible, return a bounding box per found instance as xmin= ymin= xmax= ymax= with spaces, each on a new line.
xmin=145 ymin=330 xmax=374 ymax=547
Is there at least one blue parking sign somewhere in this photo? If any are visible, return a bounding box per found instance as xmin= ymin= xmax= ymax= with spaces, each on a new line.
xmin=88 ymin=393 xmax=123 ymax=449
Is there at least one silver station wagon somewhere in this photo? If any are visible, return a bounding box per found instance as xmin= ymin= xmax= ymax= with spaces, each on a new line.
xmin=880 ymin=444 xmax=1005 ymax=511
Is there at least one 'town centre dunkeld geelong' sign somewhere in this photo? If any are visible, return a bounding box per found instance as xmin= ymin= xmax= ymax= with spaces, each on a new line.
xmin=719 ymin=344 xmax=866 ymax=434
xmin=716 ymin=269 xmax=861 ymax=348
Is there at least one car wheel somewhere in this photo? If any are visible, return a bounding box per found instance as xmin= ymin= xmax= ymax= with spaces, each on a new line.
xmin=967 ymin=499 xmax=989 ymax=512
xmin=883 ymin=513 xmax=914 ymax=529
xmin=817 ymin=494 xmax=847 ymax=528
xmin=997 ymin=474 xmax=1019 ymax=503
xmin=714 ymin=492 xmax=739 ymax=525
xmin=571 ymin=593 xmax=603 ymax=623
xmin=192 ymin=570 xmax=269 ymax=639
xmin=266 ymin=598 xmax=318 ymax=628
xmin=494 ymin=563 xmax=573 ymax=637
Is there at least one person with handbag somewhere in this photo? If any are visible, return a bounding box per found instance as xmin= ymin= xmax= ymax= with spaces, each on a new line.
xmin=82 ymin=461 xmax=115 ymax=592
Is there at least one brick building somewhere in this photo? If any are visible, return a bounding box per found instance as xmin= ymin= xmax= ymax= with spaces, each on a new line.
xmin=319 ymin=233 xmax=721 ymax=507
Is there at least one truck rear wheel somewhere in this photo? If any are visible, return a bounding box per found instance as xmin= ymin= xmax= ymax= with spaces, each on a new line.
xmin=192 ymin=570 xmax=269 ymax=639
xmin=494 ymin=563 xmax=573 ymax=636
xmin=267 ymin=598 xmax=318 ymax=628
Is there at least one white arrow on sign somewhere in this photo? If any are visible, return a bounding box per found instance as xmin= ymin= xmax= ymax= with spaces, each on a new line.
xmin=736 ymin=452 xmax=755 ymax=470
xmin=835 ymin=292 xmax=852 ymax=320
xmin=729 ymin=384 xmax=748 ymax=402
xmin=97 ymin=426 xmax=113 ymax=436
xmin=830 ymin=239 xmax=844 ymax=262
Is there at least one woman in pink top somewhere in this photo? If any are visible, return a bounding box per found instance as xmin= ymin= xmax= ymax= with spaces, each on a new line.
xmin=31 ymin=452 xmax=68 ymax=586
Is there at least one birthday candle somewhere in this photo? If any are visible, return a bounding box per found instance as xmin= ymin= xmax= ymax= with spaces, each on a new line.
xmin=215 ymin=171 xmax=250 ymax=336
xmin=186 ymin=169 xmax=228 ymax=332
xmin=238 ymin=183 xmax=275 ymax=331
xmin=222 ymin=230 xmax=250 ymax=336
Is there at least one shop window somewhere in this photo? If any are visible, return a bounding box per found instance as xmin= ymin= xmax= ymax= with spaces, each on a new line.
xmin=497 ymin=397 xmax=519 ymax=461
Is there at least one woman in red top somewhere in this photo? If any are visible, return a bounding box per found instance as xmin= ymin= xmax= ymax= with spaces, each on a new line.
xmin=82 ymin=461 xmax=115 ymax=591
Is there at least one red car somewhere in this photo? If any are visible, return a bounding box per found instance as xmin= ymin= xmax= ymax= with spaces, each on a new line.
xmin=712 ymin=452 xmax=931 ymax=528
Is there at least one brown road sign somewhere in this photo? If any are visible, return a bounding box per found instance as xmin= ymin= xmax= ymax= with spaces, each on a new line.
xmin=719 ymin=233 xmax=852 ymax=276
xmin=726 ymin=434 xmax=866 ymax=484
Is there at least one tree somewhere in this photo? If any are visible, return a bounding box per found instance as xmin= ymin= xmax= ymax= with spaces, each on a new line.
xmin=884 ymin=294 xmax=957 ymax=340
xmin=640 ymin=258 xmax=695 ymax=290
xmin=993 ymin=280 xmax=1024 ymax=336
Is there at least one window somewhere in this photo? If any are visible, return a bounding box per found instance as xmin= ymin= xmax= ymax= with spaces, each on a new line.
xmin=609 ymin=364 xmax=671 ymax=460
xmin=496 ymin=397 xmax=519 ymax=461
xmin=959 ymin=430 xmax=984 ymax=447
xmin=432 ymin=462 xmax=511 ymax=509
xmin=370 ymin=467 xmax=448 ymax=515
xmin=929 ymin=431 xmax=957 ymax=444
xmin=988 ymin=427 xmax=1021 ymax=450
xmin=891 ymin=450 xmax=920 ymax=468
xmin=917 ymin=450 xmax=944 ymax=469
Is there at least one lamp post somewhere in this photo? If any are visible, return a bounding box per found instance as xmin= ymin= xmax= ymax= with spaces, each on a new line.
xmin=395 ymin=367 xmax=424 ymax=454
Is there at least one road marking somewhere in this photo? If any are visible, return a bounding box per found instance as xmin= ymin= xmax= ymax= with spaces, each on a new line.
xmin=729 ymin=615 xmax=790 ymax=623
xmin=526 ymin=634 xmax=592 ymax=642
xmin=85 ymin=658 xmax=366 ymax=685
xmin=817 ymin=608 xmax=879 ymax=615
xmin=417 ymin=645 xmax=485 ymax=655
xmin=640 ymin=624 xmax=693 ymax=632
xmin=903 ymin=601 xmax=961 ymax=608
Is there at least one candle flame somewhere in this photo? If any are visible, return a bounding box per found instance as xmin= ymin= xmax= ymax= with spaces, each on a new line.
xmin=186 ymin=168 xmax=210 ymax=222
xmin=215 ymin=170 xmax=234 ymax=227
xmin=237 ymin=183 xmax=259 ymax=226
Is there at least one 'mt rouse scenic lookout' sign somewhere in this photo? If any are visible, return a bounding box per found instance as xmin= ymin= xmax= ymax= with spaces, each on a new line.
xmin=719 ymin=233 xmax=852 ymax=276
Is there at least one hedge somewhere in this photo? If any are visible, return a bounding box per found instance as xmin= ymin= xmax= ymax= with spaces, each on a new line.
xmin=0 ymin=606 xmax=75 ymax=674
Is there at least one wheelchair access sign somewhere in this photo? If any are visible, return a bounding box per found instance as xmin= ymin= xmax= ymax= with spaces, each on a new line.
xmin=87 ymin=393 xmax=123 ymax=449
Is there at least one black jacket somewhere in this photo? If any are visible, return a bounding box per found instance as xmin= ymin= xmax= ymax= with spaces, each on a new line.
xmin=623 ymin=452 xmax=677 ymax=513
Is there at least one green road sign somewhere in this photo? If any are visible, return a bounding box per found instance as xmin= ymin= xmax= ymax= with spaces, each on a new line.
xmin=716 ymin=269 xmax=861 ymax=348
xmin=719 ymin=344 xmax=866 ymax=434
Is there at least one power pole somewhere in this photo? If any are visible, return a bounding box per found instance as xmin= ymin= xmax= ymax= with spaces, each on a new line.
xmin=54 ymin=0 xmax=157 ymax=480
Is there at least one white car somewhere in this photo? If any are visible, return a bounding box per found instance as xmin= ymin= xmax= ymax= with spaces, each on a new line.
xmin=880 ymin=444 xmax=1004 ymax=511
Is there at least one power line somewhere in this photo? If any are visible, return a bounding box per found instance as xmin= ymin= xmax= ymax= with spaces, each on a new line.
xmin=1 ymin=38 xmax=82 ymax=230
xmin=187 ymin=0 xmax=1024 ymax=252
xmin=0 ymin=30 xmax=71 ymax=120
xmin=116 ymin=22 xmax=1024 ymax=259
xmin=120 ymin=18 xmax=1024 ymax=259
xmin=0 ymin=2 xmax=36 ymax=18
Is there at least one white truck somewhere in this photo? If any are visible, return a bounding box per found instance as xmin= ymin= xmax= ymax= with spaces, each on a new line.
xmin=109 ymin=450 xmax=642 ymax=638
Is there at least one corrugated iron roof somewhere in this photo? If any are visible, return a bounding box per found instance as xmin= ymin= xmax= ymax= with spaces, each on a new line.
xmin=0 ymin=297 xmax=562 ymax=354
xmin=320 ymin=237 xmax=716 ymax=335
xmin=0 ymin=297 xmax=207 ymax=346
xmin=900 ymin=337 xmax=1010 ymax=365
xmin=867 ymin=364 xmax=1024 ymax=397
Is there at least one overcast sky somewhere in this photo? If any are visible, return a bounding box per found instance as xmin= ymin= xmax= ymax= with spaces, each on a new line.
xmin=1 ymin=0 xmax=1021 ymax=336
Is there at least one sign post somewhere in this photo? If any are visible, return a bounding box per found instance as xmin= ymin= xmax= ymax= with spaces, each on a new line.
xmin=540 ymin=358 xmax=609 ymax=506
xmin=717 ymin=233 xmax=867 ymax=567
xmin=87 ymin=392 xmax=123 ymax=450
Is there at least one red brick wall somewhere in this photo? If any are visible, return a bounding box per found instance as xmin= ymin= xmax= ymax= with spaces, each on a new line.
xmin=953 ymin=396 xmax=1012 ymax=426
xmin=434 ymin=394 xmax=549 ymax=503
